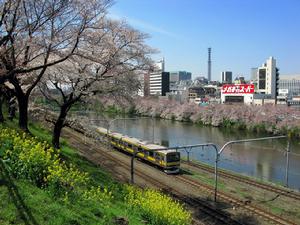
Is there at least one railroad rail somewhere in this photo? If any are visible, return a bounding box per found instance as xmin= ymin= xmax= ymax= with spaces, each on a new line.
xmin=63 ymin=129 xmax=243 ymax=225
xmin=182 ymin=160 xmax=300 ymax=201
xmin=176 ymin=175 xmax=297 ymax=225
xmin=101 ymin=150 xmax=243 ymax=225
xmin=63 ymin=129 xmax=297 ymax=225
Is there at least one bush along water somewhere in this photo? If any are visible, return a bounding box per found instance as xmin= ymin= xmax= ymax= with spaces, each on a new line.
xmin=0 ymin=126 xmax=191 ymax=224
xmin=133 ymin=98 xmax=300 ymax=138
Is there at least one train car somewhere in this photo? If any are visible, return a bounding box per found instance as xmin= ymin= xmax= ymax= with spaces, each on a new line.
xmin=96 ymin=127 xmax=180 ymax=174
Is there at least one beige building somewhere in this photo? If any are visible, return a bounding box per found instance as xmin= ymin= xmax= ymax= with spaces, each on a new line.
xmin=256 ymin=57 xmax=277 ymax=98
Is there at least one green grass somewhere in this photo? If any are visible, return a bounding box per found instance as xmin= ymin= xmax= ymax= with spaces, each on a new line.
xmin=0 ymin=120 xmax=145 ymax=224
xmin=0 ymin=175 xmax=142 ymax=225
xmin=1 ymin=118 xmax=192 ymax=225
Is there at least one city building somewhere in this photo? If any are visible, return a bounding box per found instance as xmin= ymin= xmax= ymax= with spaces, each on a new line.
xmin=188 ymin=86 xmax=206 ymax=104
xmin=149 ymin=72 xmax=170 ymax=96
xmin=251 ymin=67 xmax=258 ymax=82
xmin=221 ymin=84 xmax=255 ymax=104
xmin=256 ymin=56 xmax=278 ymax=99
xmin=233 ymin=76 xmax=246 ymax=84
xmin=277 ymin=74 xmax=300 ymax=106
xmin=146 ymin=59 xmax=170 ymax=96
xmin=279 ymin=75 xmax=300 ymax=97
xmin=149 ymin=59 xmax=170 ymax=96
xmin=194 ymin=76 xmax=208 ymax=85
xmin=169 ymin=71 xmax=191 ymax=90
xmin=221 ymin=71 xmax=232 ymax=84
xmin=167 ymin=80 xmax=191 ymax=103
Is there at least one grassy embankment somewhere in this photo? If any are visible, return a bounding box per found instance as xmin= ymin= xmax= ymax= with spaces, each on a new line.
xmin=0 ymin=118 xmax=191 ymax=225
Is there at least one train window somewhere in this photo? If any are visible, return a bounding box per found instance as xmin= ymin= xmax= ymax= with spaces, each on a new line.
xmin=155 ymin=154 xmax=161 ymax=160
xmin=149 ymin=151 xmax=154 ymax=157
xmin=138 ymin=147 xmax=143 ymax=153
xmin=166 ymin=152 xmax=180 ymax=162
xmin=128 ymin=144 xmax=132 ymax=148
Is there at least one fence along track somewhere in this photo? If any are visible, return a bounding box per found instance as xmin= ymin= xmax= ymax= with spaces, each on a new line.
xmin=183 ymin=160 xmax=300 ymax=201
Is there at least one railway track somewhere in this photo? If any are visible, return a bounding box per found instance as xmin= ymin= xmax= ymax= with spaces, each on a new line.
xmin=100 ymin=151 xmax=243 ymax=225
xmin=63 ymin=129 xmax=243 ymax=225
xmin=182 ymin=160 xmax=300 ymax=201
xmin=64 ymin=129 xmax=297 ymax=225
xmin=176 ymin=175 xmax=297 ymax=225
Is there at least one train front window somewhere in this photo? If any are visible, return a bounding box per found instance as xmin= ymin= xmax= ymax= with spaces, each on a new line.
xmin=166 ymin=152 xmax=180 ymax=162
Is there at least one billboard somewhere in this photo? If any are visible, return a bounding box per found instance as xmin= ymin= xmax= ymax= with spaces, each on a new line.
xmin=222 ymin=84 xmax=255 ymax=94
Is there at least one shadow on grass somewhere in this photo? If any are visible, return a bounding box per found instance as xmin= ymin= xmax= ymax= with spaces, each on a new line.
xmin=0 ymin=160 xmax=39 ymax=225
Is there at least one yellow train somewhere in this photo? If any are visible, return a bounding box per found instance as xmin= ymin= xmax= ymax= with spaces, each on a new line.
xmin=96 ymin=127 xmax=180 ymax=174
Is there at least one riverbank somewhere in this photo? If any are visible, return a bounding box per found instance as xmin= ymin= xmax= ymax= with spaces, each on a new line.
xmin=99 ymin=97 xmax=300 ymax=138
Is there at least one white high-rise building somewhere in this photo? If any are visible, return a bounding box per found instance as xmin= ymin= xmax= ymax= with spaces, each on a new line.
xmin=149 ymin=59 xmax=170 ymax=96
xmin=257 ymin=57 xmax=277 ymax=98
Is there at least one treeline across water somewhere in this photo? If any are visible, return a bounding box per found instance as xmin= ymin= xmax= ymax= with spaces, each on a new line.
xmin=99 ymin=97 xmax=300 ymax=138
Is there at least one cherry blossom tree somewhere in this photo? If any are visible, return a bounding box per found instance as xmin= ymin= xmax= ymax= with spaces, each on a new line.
xmin=0 ymin=0 xmax=112 ymax=131
xmin=39 ymin=19 xmax=154 ymax=148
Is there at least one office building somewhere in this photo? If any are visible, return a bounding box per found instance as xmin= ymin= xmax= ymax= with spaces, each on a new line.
xmin=169 ymin=71 xmax=192 ymax=83
xmin=279 ymin=75 xmax=300 ymax=97
xmin=256 ymin=57 xmax=278 ymax=98
xmin=169 ymin=71 xmax=192 ymax=90
xmin=149 ymin=59 xmax=170 ymax=96
xmin=149 ymin=72 xmax=170 ymax=96
xmin=221 ymin=71 xmax=232 ymax=83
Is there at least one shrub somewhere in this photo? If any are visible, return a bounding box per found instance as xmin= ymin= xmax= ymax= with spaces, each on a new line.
xmin=46 ymin=161 xmax=90 ymax=197
xmin=0 ymin=127 xmax=89 ymax=193
xmin=82 ymin=186 xmax=114 ymax=208
xmin=125 ymin=185 xmax=191 ymax=225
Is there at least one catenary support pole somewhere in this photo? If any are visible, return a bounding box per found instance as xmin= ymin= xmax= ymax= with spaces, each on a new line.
xmin=214 ymin=153 xmax=219 ymax=202
xmin=285 ymin=140 xmax=290 ymax=187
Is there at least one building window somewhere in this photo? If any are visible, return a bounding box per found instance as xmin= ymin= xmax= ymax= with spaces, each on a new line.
xmin=259 ymin=80 xmax=266 ymax=89
xmin=259 ymin=69 xmax=266 ymax=79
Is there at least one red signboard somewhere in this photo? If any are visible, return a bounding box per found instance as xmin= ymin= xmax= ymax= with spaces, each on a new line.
xmin=221 ymin=84 xmax=254 ymax=94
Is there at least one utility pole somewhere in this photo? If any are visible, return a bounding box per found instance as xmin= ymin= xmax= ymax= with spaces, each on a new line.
xmin=285 ymin=140 xmax=290 ymax=187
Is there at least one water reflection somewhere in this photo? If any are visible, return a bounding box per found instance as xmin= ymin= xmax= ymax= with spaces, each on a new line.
xmin=81 ymin=112 xmax=300 ymax=190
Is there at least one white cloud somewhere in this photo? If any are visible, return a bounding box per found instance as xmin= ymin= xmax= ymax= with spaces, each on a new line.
xmin=109 ymin=13 xmax=178 ymax=39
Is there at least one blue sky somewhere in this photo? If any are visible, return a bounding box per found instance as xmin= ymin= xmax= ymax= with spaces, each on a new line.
xmin=109 ymin=0 xmax=300 ymax=80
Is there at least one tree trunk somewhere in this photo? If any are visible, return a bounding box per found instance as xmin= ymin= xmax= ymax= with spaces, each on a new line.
xmin=0 ymin=97 xmax=4 ymax=123
xmin=16 ymin=94 xmax=29 ymax=132
xmin=52 ymin=106 xmax=68 ymax=149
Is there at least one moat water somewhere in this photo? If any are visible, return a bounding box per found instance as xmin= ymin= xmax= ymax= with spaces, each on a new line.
xmin=76 ymin=112 xmax=300 ymax=190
